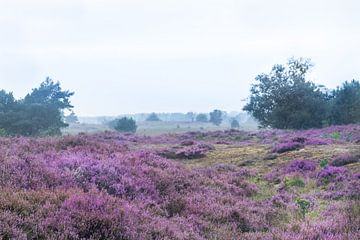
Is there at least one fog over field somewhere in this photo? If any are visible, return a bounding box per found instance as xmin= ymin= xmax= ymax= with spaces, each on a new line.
xmin=1 ymin=0 xmax=360 ymax=116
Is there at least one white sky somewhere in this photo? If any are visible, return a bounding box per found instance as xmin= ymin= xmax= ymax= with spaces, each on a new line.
xmin=0 ymin=0 xmax=359 ymax=116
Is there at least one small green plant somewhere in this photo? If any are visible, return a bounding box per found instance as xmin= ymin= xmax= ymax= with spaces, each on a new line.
xmin=0 ymin=128 xmax=7 ymax=137
xmin=329 ymin=132 xmax=341 ymax=140
xmin=319 ymin=159 xmax=328 ymax=168
xmin=284 ymin=176 xmax=305 ymax=188
xmin=296 ymin=198 xmax=310 ymax=218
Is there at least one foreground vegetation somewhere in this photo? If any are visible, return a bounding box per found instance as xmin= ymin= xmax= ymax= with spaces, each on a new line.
xmin=1 ymin=125 xmax=359 ymax=239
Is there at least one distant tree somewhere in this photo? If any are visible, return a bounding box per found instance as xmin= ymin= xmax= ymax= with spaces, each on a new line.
xmin=0 ymin=77 xmax=74 ymax=136
xmin=111 ymin=117 xmax=137 ymax=133
xmin=65 ymin=111 xmax=79 ymax=124
xmin=230 ymin=119 xmax=240 ymax=129
xmin=186 ymin=112 xmax=195 ymax=122
xmin=209 ymin=109 xmax=223 ymax=126
xmin=196 ymin=113 xmax=208 ymax=122
xmin=331 ymin=80 xmax=360 ymax=124
xmin=146 ymin=113 xmax=161 ymax=121
xmin=243 ymin=58 xmax=328 ymax=129
xmin=0 ymin=90 xmax=16 ymax=112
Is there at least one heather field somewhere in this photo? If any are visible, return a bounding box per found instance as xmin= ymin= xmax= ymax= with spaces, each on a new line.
xmin=1 ymin=125 xmax=360 ymax=240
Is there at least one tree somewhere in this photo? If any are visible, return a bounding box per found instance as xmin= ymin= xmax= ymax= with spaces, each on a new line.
xmin=230 ymin=119 xmax=240 ymax=129
xmin=243 ymin=58 xmax=328 ymax=129
xmin=196 ymin=113 xmax=208 ymax=122
xmin=146 ymin=113 xmax=161 ymax=121
xmin=24 ymin=77 xmax=74 ymax=109
xmin=209 ymin=109 xmax=223 ymax=126
xmin=110 ymin=117 xmax=137 ymax=133
xmin=331 ymin=80 xmax=360 ymax=124
xmin=186 ymin=112 xmax=195 ymax=122
xmin=0 ymin=90 xmax=16 ymax=113
xmin=65 ymin=111 xmax=79 ymax=124
xmin=0 ymin=77 xmax=74 ymax=136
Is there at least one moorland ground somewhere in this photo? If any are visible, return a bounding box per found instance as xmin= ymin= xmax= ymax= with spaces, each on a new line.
xmin=1 ymin=124 xmax=359 ymax=239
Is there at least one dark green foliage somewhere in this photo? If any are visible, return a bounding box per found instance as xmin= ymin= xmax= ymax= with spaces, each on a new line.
xmin=331 ymin=80 xmax=360 ymax=125
xmin=146 ymin=113 xmax=161 ymax=121
xmin=230 ymin=119 xmax=240 ymax=129
xmin=0 ymin=77 xmax=74 ymax=136
xmin=65 ymin=111 xmax=79 ymax=124
xmin=243 ymin=58 xmax=328 ymax=129
xmin=209 ymin=109 xmax=223 ymax=126
xmin=319 ymin=159 xmax=328 ymax=168
xmin=195 ymin=113 xmax=208 ymax=122
xmin=110 ymin=117 xmax=137 ymax=133
xmin=296 ymin=198 xmax=310 ymax=218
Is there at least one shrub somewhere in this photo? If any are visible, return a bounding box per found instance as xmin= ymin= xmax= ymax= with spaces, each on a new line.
xmin=272 ymin=142 xmax=303 ymax=153
xmin=330 ymin=153 xmax=358 ymax=166
xmin=110 ymin=117 xmax=137 ymax=133
xmin=296 ymin=198 xmax=310 ymax=217
xmin=319 ymin=159 xmax=328 ymax=168
xmin=285 ymin=159 xmax=317 ymax=174
xmin=316 ymin=166 xmax=349 ymax=185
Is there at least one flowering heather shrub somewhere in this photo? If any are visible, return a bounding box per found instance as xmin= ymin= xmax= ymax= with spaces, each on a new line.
xmin=272 ymin=141 xmax=303 ymax=153
xmin=316 ymin=166 xmax=349 ymax=185
xmin=330 ymin=153 xmax=359 ymax=166
xmin=285 ymin=159 xmax=317 ymax=174
xmin=265 ymin=159 xmax=317 ymax=183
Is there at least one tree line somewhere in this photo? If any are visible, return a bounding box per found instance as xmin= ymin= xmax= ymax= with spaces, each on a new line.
xmin=1 ymin=57 xmax=359 ymax=136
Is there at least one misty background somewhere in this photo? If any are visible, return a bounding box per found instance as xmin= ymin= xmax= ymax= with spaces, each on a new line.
xmin=1 ymin=0 xmax=360 ymax=116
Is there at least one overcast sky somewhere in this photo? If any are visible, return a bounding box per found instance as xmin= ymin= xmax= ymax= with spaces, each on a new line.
xmin=0 ymin=0 xmax=359 ymax=116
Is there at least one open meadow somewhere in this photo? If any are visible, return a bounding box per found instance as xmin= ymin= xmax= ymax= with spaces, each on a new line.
xmin=62 ymin=120 xmax=259 ymax=136
xmin=1 ymin=124 xmax=359 ymax=239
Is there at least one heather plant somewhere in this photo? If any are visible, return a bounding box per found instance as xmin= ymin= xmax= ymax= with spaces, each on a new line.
xmin=316 ymin=166 xmax=349 ymax=185
xmin=330 ymin=153 xmax=358 ymax=166
xmin=285 ymin=159 xmax=317 ymax=174
xmin=272 ymin=142 xmax=303 ymax=154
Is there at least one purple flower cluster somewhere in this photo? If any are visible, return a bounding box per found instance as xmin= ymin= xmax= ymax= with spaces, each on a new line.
xmin=285 ymin=159 xmax=317 ymax=174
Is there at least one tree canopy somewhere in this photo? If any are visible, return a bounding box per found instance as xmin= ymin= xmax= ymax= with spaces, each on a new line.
xmin=331 ymin=80 xmax=360 ymax=125
xmin=0 ymin=77 xmax=74 ymax=136
xmin=209 ymin=109 xmax=223 ymax=126
xmin=243 ymin=58 xmax=328 ymax=129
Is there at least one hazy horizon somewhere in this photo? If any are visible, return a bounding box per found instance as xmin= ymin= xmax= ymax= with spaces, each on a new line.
xmin=1 ymin=0 xmax=359 ymax=116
